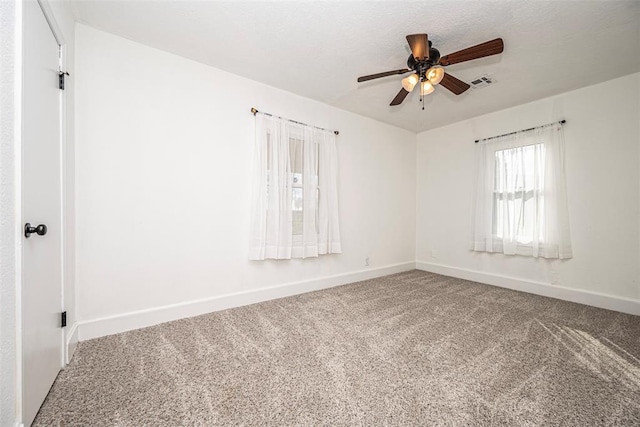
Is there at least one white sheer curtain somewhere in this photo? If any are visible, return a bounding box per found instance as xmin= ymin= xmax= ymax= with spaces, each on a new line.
xmin=471 ymin=123 xmax=572 ymax=259
xmin=249 ymin=113 xmax=341 ymax=260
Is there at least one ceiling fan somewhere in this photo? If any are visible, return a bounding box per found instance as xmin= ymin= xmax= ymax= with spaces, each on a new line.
xmin=357 ymin=34 xmax=504 ymax=106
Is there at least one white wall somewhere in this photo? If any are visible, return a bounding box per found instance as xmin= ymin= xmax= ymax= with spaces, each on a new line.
xmin=74 ymin=25 xmax=416 ymax=338
xmin=416 ymin=73 xmax=640 ymax=306
xmin=1 ymin=1 xmax=20 ymax=424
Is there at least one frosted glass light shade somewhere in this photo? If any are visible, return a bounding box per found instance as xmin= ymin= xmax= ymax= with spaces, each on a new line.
xmin=420 ymin=80 xmax=435 ymax=96
xmin=401 ymin=74 xmax=419 ymax=92
xmin=426 ymin=66 xmax=445 ymax=85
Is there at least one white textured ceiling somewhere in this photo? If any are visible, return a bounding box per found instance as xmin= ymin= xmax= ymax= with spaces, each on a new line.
xmin=69 ymin=0 xmax=640 ymax=133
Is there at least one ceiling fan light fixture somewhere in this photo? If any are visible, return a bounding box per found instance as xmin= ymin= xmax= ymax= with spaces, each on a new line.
xmin=420 ymin=80 xmax=435 ymax=96
xmin=401 ymin=74 xmax=419 ymax=92
xmin=426 ymin=66 xmax=445 ymax=85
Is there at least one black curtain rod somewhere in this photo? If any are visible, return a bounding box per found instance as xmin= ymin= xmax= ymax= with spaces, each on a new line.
xmin=475 ymin=120 xmax=566 ymax=143
xmin=251 ymin=108 xmax=339 ymax=135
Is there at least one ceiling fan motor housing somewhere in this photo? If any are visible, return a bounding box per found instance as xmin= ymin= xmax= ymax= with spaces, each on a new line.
xmin=407 ymin=47 xmax=441 ymax=79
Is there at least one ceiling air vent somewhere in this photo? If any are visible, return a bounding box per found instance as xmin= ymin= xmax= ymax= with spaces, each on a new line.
xmin=470 ymin=75 xmax=495 ymax=90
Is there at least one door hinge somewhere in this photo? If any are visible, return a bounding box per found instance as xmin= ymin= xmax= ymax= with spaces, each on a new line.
xmin=58 ymin=71 xmax=69 ymax=90
xmin=61 ymin=311 xmax=67 ymax=328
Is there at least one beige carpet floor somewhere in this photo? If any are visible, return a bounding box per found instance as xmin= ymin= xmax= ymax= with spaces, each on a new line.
xmin=35 ymin=270 xmax=640 ymax=426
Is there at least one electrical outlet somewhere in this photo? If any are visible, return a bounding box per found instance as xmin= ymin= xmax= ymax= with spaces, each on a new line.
xmin=365 ymin=256 xmax=370 ymax=266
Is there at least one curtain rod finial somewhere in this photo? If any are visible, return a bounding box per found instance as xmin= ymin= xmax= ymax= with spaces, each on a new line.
xmin=251 ymin=107 xmax=258 ymax=116
xmin=334 ymin=131 xmax=339 ymax=135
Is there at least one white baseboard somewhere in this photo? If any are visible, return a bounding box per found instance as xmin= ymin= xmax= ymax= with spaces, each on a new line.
xmin=77 ymin=261 xmax=416 ymax=341
xmin=65 ymin=322 xmax=78 ymax=364
xmin=416 ymin=261 xmax=640 ymax=316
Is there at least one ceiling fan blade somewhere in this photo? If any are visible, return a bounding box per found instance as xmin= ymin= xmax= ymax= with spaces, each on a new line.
xmin=357 ymin=68 xmax=412 ymax=82
xmin=406 ymin=34 xmax=429 ymax=61
xmin=390 ymin=88 xmax=410 ymax=106
xmin=439 ymin=38 xmax=504 ymax=66
xmin=440 ymin=73 xmax=470 ymax=95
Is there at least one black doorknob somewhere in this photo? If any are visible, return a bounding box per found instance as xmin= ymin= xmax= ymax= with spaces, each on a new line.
xmin=24 ymin=223 xmax=47 ymax=238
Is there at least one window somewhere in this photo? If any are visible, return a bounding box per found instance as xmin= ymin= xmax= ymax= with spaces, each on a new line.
xmin=492 ymin=143 xmax=545 ymax=245
xmin=250 ymin=114 xmax=341 ymax=260
xmin=471 ymin=123 xmax=572 ymax=259
xmin=288 ymin=138 xmax=318 ymax=238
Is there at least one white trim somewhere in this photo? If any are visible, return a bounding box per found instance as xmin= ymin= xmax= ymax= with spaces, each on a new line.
xmin=35 ymin=0 xmax=64 ymax=45
xmin=57 ymin=35 xmax=67 ymax=371
xmin=416 ymin=261 xmax=640 ymax=316
xmin=65 ymin=322 xmax=78 ymax=364
xmin=77 ymin=262 xmax=416 ymax=341
xmin=13 ymin=423 xmax=24 ymax=427
xmin=33 ymin=0 xmax=67 ymax=370
xmin=14 ymin=0 xmax=24 ymax=423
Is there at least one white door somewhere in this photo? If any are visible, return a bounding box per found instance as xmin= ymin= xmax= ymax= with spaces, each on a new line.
xmin=22 ymin=0 xmax=63 ymax=425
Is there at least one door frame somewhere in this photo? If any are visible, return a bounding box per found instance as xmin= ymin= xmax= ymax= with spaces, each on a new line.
xmin=36 ymin=0 xmax=69 ymax=366
xmin=16 ymin=0 xmax=69 ymax=424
